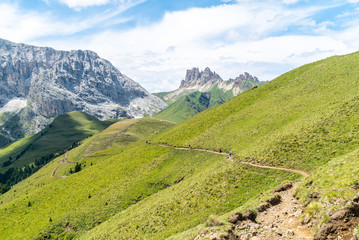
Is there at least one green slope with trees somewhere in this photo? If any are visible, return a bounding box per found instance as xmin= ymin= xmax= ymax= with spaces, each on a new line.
xmin=152 ymin=87 xmax=234 ymax=123
xmin=0 ymin=118 xmax=298 ymax=240
xmin=0 ymin=111 xmax=112 ymax=193
xmin=3 ymin=52 xmax=359 ymax=239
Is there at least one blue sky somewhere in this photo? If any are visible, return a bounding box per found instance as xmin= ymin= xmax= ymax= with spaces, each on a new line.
xmin=1 ymin=0 xmax=359 ymax=92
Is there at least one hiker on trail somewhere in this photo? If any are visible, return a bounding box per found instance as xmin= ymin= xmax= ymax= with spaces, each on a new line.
xmin=219 ymin=148 xmax=222 ymax=153
xmin=228 ymin=152 xmax=232 ymax=159
xmin=146 ymin=140 xmax=148 ymax=144
xmin=189 ymin=144 xmax=191 ymax=149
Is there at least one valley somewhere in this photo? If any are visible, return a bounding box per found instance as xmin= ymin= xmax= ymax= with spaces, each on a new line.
xmin=0 ymin=118 xmax=299 ymax=239
xmin=1 ymin=42 xmax=359 ymax=240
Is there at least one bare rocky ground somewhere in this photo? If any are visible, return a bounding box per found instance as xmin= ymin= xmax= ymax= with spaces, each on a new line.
xmin=193 ymin=182 xmax=313 ymax=240
xmin=193 ymin=181 xmax=359 ymax=240
xmin=159 ymin=146 xmax=359 ymax=240
xmin=233 ymin=182 xmax=313 ymax=240
xmin=313 ymin=195 xmax=359 ymax=240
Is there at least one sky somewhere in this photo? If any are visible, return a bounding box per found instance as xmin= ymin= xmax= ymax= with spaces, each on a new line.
xmin=0 ymin=0 xmax=359 ymax=92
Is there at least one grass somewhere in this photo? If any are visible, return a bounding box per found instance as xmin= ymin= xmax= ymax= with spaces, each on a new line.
xmin=153 ymin=89 xmax=233 ymax=124
xmin=293 ymin=148 xmax=359 ymax=227
xmin=296 ymin=148 xmax=359 ymax=212
xmin=80 ymin=157 xmax=298 ymax=240
xmin=0 ymin=111 xmax=15 ymax=125
xmin=154 ymin=52 xmax=359 ymax=171
xmin=306 ymin=201 xmax=323 ymax=217
xmin=0 ymin=117 xmax=299 ymax=240
xmin=3 ymin=52 xmax=359 ymax=239
xmin=153 ymin=77 xmax=265 ymax=123
xmin=153 ymin=91 xmax=172 ymax=104
xmin=0 ymin=111 xmax=111 ymax=173
xmin=152 ymin=92 xmax=208 ymax=123
xmin=205 ymin=215 xmax=224 ymax=227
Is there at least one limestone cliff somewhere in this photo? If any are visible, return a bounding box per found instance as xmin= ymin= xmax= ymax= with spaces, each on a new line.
xmin=0 ymin=39 xmax=167 ymax=143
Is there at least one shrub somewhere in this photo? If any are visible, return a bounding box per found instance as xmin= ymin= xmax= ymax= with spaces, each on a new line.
xmin=74 ymin=163 xmax=82 ymax=173
xmin=306 ymin=201 xmax=323 ymax=217
xmin=205 ymin=215 xmax=224 ymax=227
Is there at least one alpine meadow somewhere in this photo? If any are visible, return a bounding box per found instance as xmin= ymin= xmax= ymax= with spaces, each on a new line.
xmin=1 ymin=51 xmax=359 ymax=239
xmin=2 ymin=1 xmax=359 ymax=239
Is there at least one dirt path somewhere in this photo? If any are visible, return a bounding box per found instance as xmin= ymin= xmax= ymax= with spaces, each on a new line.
xmin=52 ymin=152 xmax=73 ymax=177
xmin=240 ymin=162 xmax=310 ymax=178
xmin=51 ymin=159 xmax=64 ymax=177
xmin=159 ymin=144 xmax=313 ymax=239
xmin=194 ymin=182 xmax=314 ymax=240
xmin=233 ymin=182 xmax=313 ymax=239
xmin=158 ymin=144 xmax=309 ymax=177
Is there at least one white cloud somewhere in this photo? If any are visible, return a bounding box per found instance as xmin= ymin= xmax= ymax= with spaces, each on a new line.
xmin=2 ymin=0 xmax=356 ymax=92
xmin=55 ymin=1 xmax=349 ymax=92
xmin=0 ymin=1 xmax=138 ymax=43
xmin=282 ymin=0 xmax=301 ymax=4
xmin=0 ymin=3 xmax=68 ymax=43
xmin=58 ymin=0 xmax=111 ymax=10
xmin=57 ymin=0 xmax=144 ymax=11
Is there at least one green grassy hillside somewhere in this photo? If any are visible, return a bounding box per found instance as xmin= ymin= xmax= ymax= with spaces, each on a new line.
xmin=151 ymin=52 xmax=359 ymax=236
xmin=153 ymin=88 xmax=233 ymax=123
xmin=3 ymin=52 xmax=359 ymax=239
xmin=0 ymin=118 xmax=298 ymax=240
xmin=152 ymin=92 xmax=210 ymax=123
xmin=0 ymin=111 xmax=111 ymax=173
xmin=153 ymin=91 xmax=172 ymax=104
xmin=0 ymin=111 xmax=113 ymax=193
xmin=154 ymin=52 xmax=359 ymax=171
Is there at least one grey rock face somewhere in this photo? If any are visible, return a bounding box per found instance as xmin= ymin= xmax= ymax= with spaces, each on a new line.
xmin=179 ymin=67 xmax=222 ymax=88
xmin=230 ymin=72 xmax=259 ymax=82
xmin=0 ymin=38 xmax=167 ymax=141
xmin=163 ymin=67 xmax=264 ymax=104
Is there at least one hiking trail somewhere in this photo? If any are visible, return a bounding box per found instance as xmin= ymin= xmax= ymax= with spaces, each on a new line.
xmin=51 ymin=152 xmax=74 ymax=177
xmin=158 ymin=144 xmax=309 ymax=177
xmin=158 ymin=144 xmax=313 ymax=239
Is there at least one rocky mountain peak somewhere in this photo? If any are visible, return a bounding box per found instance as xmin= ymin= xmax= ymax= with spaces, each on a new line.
xmin=0 ymin=39 xmax=167 ymax=142
xmin=162 ymin=68 xmax=264 ymax=105
xmin=230 ymin=72 xmax=259 ymax=83
xmin=69 ymin=49 xmax=100 ymax=61
xmin=179 ymin=67 xmax=222 ymax=88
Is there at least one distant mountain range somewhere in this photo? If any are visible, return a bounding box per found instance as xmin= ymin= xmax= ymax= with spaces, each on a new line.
xmin=156 ymin=67 xmax=264 ymax=104
xmin=153 ymin=67 xmax=265 ymax=122
xmin=4 ymin=51 xmax=359 ymax=240
xmin=0 ymin=39 xmax=167 ymax=145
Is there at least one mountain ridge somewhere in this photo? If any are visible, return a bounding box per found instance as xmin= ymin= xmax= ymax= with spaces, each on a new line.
xmin=3 ymin=52 xmax=359 ymax=239
xmin=0 ymin=38 xmax=167 ymax=144
xmin=153 ymin=67 xmax=264 ymax=123
xmin=158 ymin=67 xmax=264 ymax=104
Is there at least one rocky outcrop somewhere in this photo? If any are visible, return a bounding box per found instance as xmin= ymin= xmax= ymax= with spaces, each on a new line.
xmin=314 ymin=197 xmax=359 ymax=240
xmin=179 ymin=67 xmax=222 ymax=88
xmin=0 ymin=38 xmax=167 ymax=142
xmin=229 ymin=72 xmax=259 ymax=83
xmin=162 ymin=67 xmax=264 ymax=104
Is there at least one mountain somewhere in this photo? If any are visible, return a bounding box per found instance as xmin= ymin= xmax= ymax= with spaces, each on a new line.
xmin=152 ymin=90 xmax=230 ymax=123
xmin=156 ymin=67 xmax=263 ymax=104
xmin=0 ymin=39 xmax=167 ymax=145
xmin=153 ymin=91 xmax=213 ymax=123
xmin=0 ymin=117 xmax=293 ymax=240
xmin=153 ymin=67 xmax=264 ymax=122
xmin=179 ymin=67 xmax=222 ymax=89
xmin=0 ymin=111 xmax=112 ymax=193
xmin=153 ymin=51 xmax=359 ymax=238
xmin=2 ymin=52 xmax=359 ymax=239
